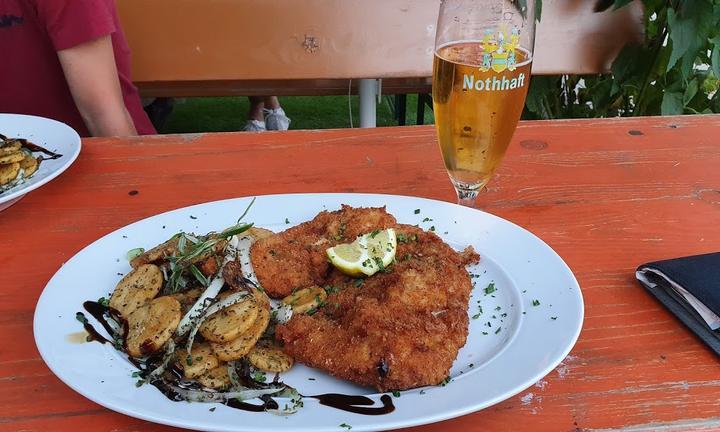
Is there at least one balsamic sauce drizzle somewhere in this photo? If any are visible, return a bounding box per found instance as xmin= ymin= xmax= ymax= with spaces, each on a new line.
xmin=78 ymin=301 xmax=396 ymax=416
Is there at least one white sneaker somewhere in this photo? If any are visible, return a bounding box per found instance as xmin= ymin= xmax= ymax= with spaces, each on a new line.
xmin=264 ymin=108 xmax=291 ymax=131
xmin=243 ymin=120 xmax=266 ymax=132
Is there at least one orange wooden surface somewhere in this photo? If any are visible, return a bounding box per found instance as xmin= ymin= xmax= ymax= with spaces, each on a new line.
xmin=2 ymin=115 xmax=720 ymax=431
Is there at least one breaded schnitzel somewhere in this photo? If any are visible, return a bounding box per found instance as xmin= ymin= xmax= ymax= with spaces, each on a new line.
xmin=250 ymin=205 xmax=396 ymax=298
xmin=272 ymin=220 xmax=480 ymax=391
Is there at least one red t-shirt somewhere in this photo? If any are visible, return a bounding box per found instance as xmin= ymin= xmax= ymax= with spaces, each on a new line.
xmin=0 ymin=0 xmax=156 ymax=136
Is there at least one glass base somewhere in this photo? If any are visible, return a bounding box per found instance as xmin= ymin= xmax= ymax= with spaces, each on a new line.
xmin=451 ymin=179 xmax=485 ymax=208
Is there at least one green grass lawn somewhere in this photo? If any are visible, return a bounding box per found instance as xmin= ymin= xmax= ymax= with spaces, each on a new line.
xmin=160 ymin=94 xmax=435 ymax=134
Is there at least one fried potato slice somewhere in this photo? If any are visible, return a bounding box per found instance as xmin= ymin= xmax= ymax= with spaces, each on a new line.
xmin=0 ymin=141 xmax=22 ymax=156
xmin=247 ymin=340 xmax=294 ymax=373
xmin=210 ymin=302 xmax=270 ymax=361
xmin=0 ymin=162 xmax=20 ymax=186
xmin=245 ymin=227 xmax=274 ymax=240
xmin=196 ymin=364 xmax=231 ymax=389
xmin=0 ymin=152 xmax=24 ymax=165
xmin=176 ymin=342 xmax=219 ymax=379
xmin=19 ymin=154 xmax=38 ymax=177
xmin=109 ymin=264 xmax=163 ymax=318
xmin=199 ymin=292 xmax=260 ymax=343
xmin=167 ymin=288 xmax=202 ymax=314
xmin=125 ymin=296 xmax=181 ymax=357
xmin=131 ymin=236 xmax=227 ymax=269
xmin=130 ymin=237 xmax=179 ymax=268
xmin=282 ymin=286 xmax=327 ymax=314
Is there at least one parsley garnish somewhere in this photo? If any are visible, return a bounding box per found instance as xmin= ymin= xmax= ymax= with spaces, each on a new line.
xmin=484 ymin=283 xmax=496 ymax=295
xmin=252 ymin=371 xmax=267 ymax=382
xmin=414 ymin=209 xmax=420 ymax=214
xmin=97 ymin=297 xmax=110 ymax=307
xmin=285 ymin=218 xmax=290 ymax=224
xmin=340 ymin=423 xmax=352 ymax=430
xmin=551 ymin=316 xmax=558 ymax=320
xmin=392 ymin=390 xmax=401 ymax=397
xmin=75 ymin=312 xmax=88 ymax=324
xmin=532 ymin=299 xmax=540 ymax=306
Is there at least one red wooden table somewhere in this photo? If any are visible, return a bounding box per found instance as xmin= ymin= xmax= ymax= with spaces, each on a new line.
xmin=2 ymin=115 xmax=720 ymax=431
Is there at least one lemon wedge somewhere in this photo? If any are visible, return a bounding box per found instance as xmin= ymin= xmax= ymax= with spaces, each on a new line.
xmin=326 ymin=228 xmax=397 ymax=277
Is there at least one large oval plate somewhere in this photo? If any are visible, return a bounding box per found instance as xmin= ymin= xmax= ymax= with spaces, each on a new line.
xmin=0 ymin=113 xmax=81 ymax=211
xmin=34 ymin=194 xmax=583 ymax=432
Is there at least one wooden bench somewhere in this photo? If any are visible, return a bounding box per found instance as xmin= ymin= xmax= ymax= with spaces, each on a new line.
xmin=117 ymin=0 xmax=643 ymax=127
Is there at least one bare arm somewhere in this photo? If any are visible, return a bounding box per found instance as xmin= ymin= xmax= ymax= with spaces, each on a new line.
xmin=58 ymin=35 xmax=137 ymax=137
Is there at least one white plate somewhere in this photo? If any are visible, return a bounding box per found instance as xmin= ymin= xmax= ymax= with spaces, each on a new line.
xmin=34 ymin=194 xmax=583 ymax=432
xmin=0 ymin=113 xmax=81 ymax=211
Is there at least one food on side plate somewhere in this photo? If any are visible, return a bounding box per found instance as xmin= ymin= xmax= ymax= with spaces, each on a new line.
xmin=0 ymin=133 xmax=62 ymax=192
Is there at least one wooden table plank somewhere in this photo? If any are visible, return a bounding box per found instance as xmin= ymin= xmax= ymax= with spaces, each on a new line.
xmin=1 ymin=115 xmax=719 ymax=431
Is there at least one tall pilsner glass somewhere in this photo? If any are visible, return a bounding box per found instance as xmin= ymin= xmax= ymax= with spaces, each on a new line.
xmin=432 ymin=0 xmax=536 ymax=207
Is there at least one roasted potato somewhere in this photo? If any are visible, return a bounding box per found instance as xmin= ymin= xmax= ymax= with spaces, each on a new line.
xmin=244 ymin=227 xmax=274 ymax=240
xmin=125 ymin=296 xmax=181 ymax=357
xmin=130 ymin=237 xmax=179 ymax=268
xmin=199 ymin=292 xmax=259 ymax=343
xmin=18 ymin=154 xmax=38 ymax=177
xmin=0 ymin=140 xmax=21 ymax=156
xmin=247 ymin=340 xmax=294 ymax=373
xmin=176 ymin=342 xmax=219 ymax=379
xmin=282 ymin=286 xmax=327 ymax=314
xmin=0 ymin=151 xmax=24 ymax=165
xmin=210 ymin=303 xmax=270 ymax=361
xmin=166 ymin=288 xmax=202 ymax=314
xmin=109 ymin=264 xmax=163 ymax=318
xmin=196 ymin=364 xmax=231 ymax=389
xmin=0 ymin=162 xmax=20 ymax=186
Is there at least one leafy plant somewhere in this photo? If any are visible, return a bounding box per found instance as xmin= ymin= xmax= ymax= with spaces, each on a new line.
xmin=523 ymin=0 xmax=720 ymax=119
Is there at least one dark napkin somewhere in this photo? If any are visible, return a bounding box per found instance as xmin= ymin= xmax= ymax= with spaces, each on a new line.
xmin=636 ymin=252 xmax=720 ymax=356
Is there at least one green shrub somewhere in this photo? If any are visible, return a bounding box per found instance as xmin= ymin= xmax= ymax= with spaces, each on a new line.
xmin=524 ymin=0 xmax=720 ymax=119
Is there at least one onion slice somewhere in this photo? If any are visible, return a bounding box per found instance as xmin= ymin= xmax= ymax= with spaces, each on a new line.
xmin=159 ymin=382 xmax=284 ymax=403
xmin=145 ymin=340 xmax=176 ymax=383
xmin=176 ymin=276 xmax=224 ymax=337
xmin=185 ymin=291 xmax=251 ymax=355
xmin=235 ymin=235 xmax=259 ymax=284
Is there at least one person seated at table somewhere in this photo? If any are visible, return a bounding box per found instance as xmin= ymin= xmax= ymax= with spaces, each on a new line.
xmin=0 ymin=0 xmax=155 ymax=137
xmin=243 ymin=96 xmax=291 ymax=131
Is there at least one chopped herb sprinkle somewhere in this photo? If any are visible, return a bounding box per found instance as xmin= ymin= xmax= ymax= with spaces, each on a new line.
xmin=484 ymin=283 xmax=496 ymax=295
xmin=414 ymin=209 xmax=420 ymax=214
xmin=392 ymin=390 xmax=401 ymax=397
xmin=532 ymin=299 xmax=541 ymax=306
xmin=75 ymin=312 xmax=88 ymax=324
xmin=340 ymin=423 xmax=352 ymax=430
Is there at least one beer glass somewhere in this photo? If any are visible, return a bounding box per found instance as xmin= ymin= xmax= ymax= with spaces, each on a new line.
xmin=432 ymin=0 xmax=536 ymax=207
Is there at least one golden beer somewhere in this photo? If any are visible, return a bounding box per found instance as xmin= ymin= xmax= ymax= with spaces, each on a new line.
xmin=433 ymin=41 xmax=532 ymax=191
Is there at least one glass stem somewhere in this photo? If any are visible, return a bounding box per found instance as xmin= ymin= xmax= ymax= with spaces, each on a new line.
xmin=455 ymin=187 xmax=479 ymax=208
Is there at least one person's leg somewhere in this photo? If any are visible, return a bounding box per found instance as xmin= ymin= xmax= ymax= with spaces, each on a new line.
xmin=243 ymin=96 xmax=266 ymax=131
xmin=263 ymin=96 xmax=281 ymax=110
xmin=263 ymin=96 xmax=291 ymax=131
